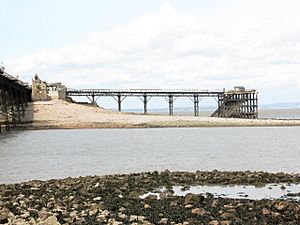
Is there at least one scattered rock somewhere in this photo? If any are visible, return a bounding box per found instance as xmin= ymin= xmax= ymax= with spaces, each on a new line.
xmin=40 ymin=216 xmax=61 ymax=225
xmin=128 ymin=191 xmax=140 ymax=199
xmin=0 ymin=171 xmax=300 ymax=224
xmin=280 ymin=185 xmax=286 ymax=190
xmin=220 ymin=220 xmax=231 ymax=225
xmin=144 ymin=204 xmax=151 ymax=209
xmin=274 ymin=201 xmax=289 ymax=211
xmin=184 ymin=193 xmax=204 ymax=205
xmin=191 ymin=208 xmax=206 ymax=216
xmin=262 ymin=207 xmax=270 ymax=215
xmin=209 ymin=220 xmax=219 ymax=225
xmin=93 ymin=196 xmax=101 ymax=201
xmin=146 ymin=194 xmax=158 ymax=200
xmin=0 ymin=214 xmax=8 ymax=224
xmin=184 ymin=204 xmax=193 ymax=209
xmin=0 ymin=208 xmax=10 ymax=224
xmin=159 ymin=218 xmax=168 ymax=224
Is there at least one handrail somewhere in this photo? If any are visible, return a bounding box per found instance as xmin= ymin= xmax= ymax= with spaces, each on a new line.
xmin=66 ymin=88 xmax=225 ymax=93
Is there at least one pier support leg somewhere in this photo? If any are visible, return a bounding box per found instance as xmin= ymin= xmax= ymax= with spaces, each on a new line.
xmin=194 ymin=95 xmax=199 ymax=117
xmin=117 ymin=95 xmax=122 ymax=112
xmin=16 ymin=90 xmax=22 ymax=123
xmin=143 ymin=95 xmax=148 ymax=114
xmin=255 ymin=93 xmax=258 ymax=119
xmin=169 ymin=95 xmax=174 ymax=116
xmin=1 ymin=89 xmax=9 ymax=131
xmin=10 ymin=106 xmax=16 ymax=128
xmin=1 ymin=90 xmax=9 ymax=131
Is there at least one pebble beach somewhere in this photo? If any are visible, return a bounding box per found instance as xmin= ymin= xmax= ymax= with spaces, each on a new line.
xmin=1 ymin=171 xmax=300 ymax=224
xmin=18 ymin=100 xmax=300 ymax=130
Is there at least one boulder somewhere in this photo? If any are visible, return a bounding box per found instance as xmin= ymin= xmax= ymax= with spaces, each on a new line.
xmin=191 ymin=208 xmax=206 ymax=216
xmin=184 ymin=193 xmax=204 ymax=205
xmin=40 ymin=216 xmax=61 ymax=225
xmin=0 ymin=208 xmax=10 ymax=224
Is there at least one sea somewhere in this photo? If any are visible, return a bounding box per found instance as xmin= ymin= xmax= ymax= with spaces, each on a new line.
xmin=0 ymin=108 xmax=300 ymax=184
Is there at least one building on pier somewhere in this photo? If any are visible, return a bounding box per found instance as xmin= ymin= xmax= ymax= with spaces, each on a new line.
xmin=31 ymin=75 xmax=67 ymax=101
xmin=211 ymin=86 xmax=258 ymax=119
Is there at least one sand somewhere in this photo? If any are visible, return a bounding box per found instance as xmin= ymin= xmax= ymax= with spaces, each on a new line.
xmin=16 ymin=99 xmax=300 ymax=129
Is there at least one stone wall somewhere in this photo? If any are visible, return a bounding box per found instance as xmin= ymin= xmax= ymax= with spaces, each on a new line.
xmin=58 ymin=87 xmax=67 ymax=100
xmin=31 ymin=74 xmax=67 ymax=101
xmin=32 ymin=74 xmax=48 ymax=101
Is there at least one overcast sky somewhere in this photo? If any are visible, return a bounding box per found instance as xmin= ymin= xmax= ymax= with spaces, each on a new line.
xmin=1 ymin=0 xmax=300 ymax=107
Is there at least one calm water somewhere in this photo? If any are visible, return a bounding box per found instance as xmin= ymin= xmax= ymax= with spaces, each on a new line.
xmin=141 ymin=183 xmax=300 ymax=200
xmin=0 ymin=127 xmax=300 ymax=184
xmin=124 ymin=108 xmax=300 ymax=119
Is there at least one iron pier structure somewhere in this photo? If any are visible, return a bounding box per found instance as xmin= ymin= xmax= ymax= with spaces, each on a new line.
xmin=0 ymin=68 xmax=31 ymax=132
xmin=66 ymin=87 xmax=258 ymax=118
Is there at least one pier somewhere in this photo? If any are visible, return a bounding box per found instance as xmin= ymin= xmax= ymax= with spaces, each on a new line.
xmin=0 ymin=68 xmax=259 ymax=132
xmin=0 ymin=68 xmax=31 ymax=132
xmin=66 ymin=87 xmax=258 ymax=118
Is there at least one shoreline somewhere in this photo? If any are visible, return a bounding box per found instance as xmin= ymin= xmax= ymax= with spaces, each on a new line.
xmin=17 ymin=119 xmax=300 ymax=130
xmin=15 ymin=122 xmax=300 ymax=131
xmin=2 ymin=170 xmax=300 ymax=186
xmin=7 ymin=100 xmax=300 ymax=130
xmin=1 ymin=170 xmax=300 ymax=224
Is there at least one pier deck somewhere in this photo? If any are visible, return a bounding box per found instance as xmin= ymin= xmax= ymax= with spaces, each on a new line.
xmin=66 ymin=87 xmax=258 ymax=118
xmin=0 ymin=68 xmax=31 ymax=131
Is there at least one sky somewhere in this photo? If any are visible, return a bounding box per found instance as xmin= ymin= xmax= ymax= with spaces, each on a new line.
xmin=1 ymin=0 xmax=300 ymax=108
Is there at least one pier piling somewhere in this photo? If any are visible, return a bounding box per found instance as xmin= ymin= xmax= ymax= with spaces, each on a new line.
xmin=168 ymin=95 xmax=174 ymax=116
xmin=143 ymin=95 xmax=148 ymax=114
xmin=117 ymin=95 xmax=122 ymax=112
xmin=0 ymin=68 xmax=31 ymax=132
xmin=193 ymin=95 xmax=199 ymax=117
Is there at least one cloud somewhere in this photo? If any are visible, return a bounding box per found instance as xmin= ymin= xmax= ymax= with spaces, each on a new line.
xmin=6 ymin=1 xmax=300 ymax=102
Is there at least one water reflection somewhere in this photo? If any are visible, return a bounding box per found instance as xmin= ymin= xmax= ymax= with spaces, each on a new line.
xmin=140 ymin=183 xmax=300 ymax=200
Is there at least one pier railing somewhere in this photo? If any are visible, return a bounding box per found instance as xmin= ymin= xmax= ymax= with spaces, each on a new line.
xmin=66 ymin=87 xmax=258 ymax=118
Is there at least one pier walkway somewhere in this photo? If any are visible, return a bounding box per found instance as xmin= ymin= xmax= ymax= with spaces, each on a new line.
xmin=0 ymin=67 xmax=31 ymax=131
xmin=66 ymin=87 xmax=258 ymax=118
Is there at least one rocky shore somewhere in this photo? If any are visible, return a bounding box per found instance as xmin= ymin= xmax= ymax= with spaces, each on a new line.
xmin=1 ymin=171 xmax=300 ymax=224
xmin=17 ymin=100 xmax=300 ymax=130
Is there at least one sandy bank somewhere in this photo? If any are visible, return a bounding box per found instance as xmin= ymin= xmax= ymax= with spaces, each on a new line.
xmin=19 ymin=100 xmax=300 ymax=129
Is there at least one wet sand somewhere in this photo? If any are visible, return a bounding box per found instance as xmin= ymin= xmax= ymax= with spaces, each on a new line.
xmin=18 ymin=100 xmax=300 ymax=130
